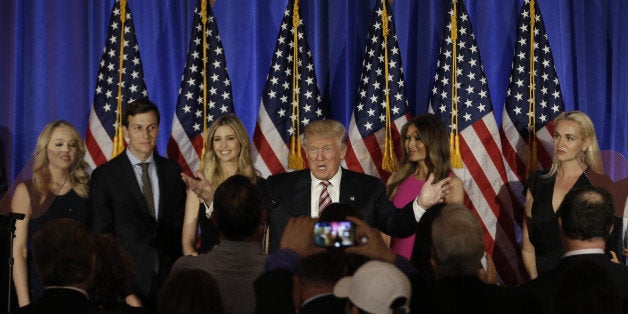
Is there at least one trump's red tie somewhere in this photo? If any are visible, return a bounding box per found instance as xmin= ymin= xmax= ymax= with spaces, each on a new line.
xmin=318 ymin=180 xmax=331 ymax=214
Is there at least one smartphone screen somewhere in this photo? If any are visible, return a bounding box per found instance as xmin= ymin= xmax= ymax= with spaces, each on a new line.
xmin=314 ymin=221 xmax=354 ymax=247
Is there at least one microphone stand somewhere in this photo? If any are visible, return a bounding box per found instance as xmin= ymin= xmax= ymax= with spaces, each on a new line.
xmin=3 ymin=213 xmax=25 ymax=313
xmin=262 ymin=191 xmax=279 ymax=255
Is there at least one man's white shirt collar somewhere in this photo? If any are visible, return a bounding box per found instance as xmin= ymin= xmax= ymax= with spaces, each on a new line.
xmin=310 ymin=167 xmax=342 ymax=188
xmin=126 ymin=149 xmax=155 ymax=165
xmin=310 ymin=167 xmax=342 ymax=218
xmin=562 ymin=248 xmax=605 ymax=258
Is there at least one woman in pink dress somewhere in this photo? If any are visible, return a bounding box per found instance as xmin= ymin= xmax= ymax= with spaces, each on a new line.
xmin=386 ymin=114 xmax=465 ymax=259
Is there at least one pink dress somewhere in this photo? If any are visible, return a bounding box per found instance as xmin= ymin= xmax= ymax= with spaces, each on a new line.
xmin=390 ymin=175 xmax=424 ymax=260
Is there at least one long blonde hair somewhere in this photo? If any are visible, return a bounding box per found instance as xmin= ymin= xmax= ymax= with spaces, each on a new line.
xmin=201 ymin=115 xmax=257 ymax=188
xmin=545 ymin=111 xmax=603 ymax=178
xmin=386 ymin=114 xmax=452 ymax=199
xmin=32 ymin=121 xmax=89 ymax=204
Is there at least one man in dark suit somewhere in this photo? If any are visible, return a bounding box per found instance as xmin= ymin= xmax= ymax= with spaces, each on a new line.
xmin=88 ymin=99 xmax=186 ymax=309
xmin=263 ymin=119 xmax=451 ymax=252
xmin=11 ymin=219 xmax=97 ymax=314
xmin=255 ymin=252 xmax=348 ymax=314
xmin=516 ymin=186 xmax=628 ymax=314
xmin=254 ymin=216 xmax=347 ymax=314
xmin=413 ymin=204 xmax=509 ymax=314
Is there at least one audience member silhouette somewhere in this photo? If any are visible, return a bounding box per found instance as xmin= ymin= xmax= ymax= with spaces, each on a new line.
xmin=254 ymin=216 xmax=340 ymax=314
xmin=555 ymin=260 xmax=621 ymax=314
xmin=157 ymin=269 xmax=224 ymax=314
xmin=11 ymin=218 xmax=97 ymax=314
xmin=409 ymin=203 xmax=445 ymax=281
xmin=292 ymin=252 xmax=347 ymax=313
xmin=517 ymin=186 xmax=628 ymax=314
xmin=419 ymin=204 xmax=508 ymax=314
xmin=90 ymin=234 xmax=146 ymax=313
xmin=172 ymin=174 xmax=266 ymax=314
xmin=334 ymin=260 xmax=411 ymax=314
xmin=318 ymin=203 xmax=368 ymax=275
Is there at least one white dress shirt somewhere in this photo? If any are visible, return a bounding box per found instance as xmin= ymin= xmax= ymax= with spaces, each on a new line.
xmin=310 ymin=169 xmax=342 ymax=218
xmin=126 ymin=150 xmax=160 ymax=219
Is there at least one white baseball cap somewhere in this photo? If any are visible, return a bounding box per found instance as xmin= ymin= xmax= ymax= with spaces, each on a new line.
xmin=333 ymin=260 xmax=411 ymax=314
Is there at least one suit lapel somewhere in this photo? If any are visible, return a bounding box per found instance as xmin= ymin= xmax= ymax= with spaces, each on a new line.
xmin=339 ymin=168 xmax=359 ymax=205
xmin=119 ymin=151 xmax=154 ymax=220
xmin=291 ymin=171 xmax=312 ymax=216
xmin=154 ymin=155 xmax=167 ymax=221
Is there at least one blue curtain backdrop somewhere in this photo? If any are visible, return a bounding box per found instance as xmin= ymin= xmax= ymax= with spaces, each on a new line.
xmin=1 ymin=0 xmax=627 ymax=181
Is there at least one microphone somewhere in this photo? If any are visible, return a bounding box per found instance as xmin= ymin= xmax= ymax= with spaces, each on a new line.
xmin=0 ymin=212 xmax=26 ymax=232
xmin=260 ymin=190 xmax=279 ymax=254
xmin=270 ymin=198 xmax=279 ymax=209
xmin=7 ymin=213 xmax=25 ymax=220
xmin=263 ymin=190 xmax=280 ymax=211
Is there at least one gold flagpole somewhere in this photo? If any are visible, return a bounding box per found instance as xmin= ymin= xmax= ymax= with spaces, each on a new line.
xmin=288 ymin=0 xmax=305 ymax=170
xmin=199 ymin=0 xmax=209 ymax=171
xmin=381 ymin=0 xmax=398 ymax=173
xmin=449 ymin=0 xmax=462 ymax=168
xmin=112 ymin=0 xmax=128 ymax=158
xmin=526 ymin=0 xmax=538 ymax=177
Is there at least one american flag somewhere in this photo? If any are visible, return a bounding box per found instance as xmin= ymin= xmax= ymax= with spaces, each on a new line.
xmin=429 ymin=0 xmax=525 ymax=286
xmin=500 ymin=0 xmax=564 ymax=189
xmin=344 ymin=0 xmax=410 ymax=181
xmin=251 ymin=0 xmax=324 ymax=177
xmin=167 ymin=0 xmax=235 ymax=175
xmin=85 ymin=0 xmax=148 ymax=169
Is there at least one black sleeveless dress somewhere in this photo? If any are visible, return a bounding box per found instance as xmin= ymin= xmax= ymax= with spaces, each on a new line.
xmin=196 ymin=204 xmax=220 ymax=254
xmin=25 ymin=182 xmax=87 ymax=300
xmin=527 ymin=170 xmax=596 ymax=275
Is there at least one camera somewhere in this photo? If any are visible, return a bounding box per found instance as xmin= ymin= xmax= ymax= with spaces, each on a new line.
xmin=314 ymin=220 xmax=354 ymax=247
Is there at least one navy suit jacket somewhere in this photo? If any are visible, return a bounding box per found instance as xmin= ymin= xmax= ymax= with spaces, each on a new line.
xmin=413 ymin=275 xmax=510 ymax=314
xmin=253 ymin=269 xmax=346 ymax=314
xmin=264 ymin=168 xmax=417 ymax=252
xmin=515 ymin=253 xmax=628 ymax=314
xmin=88 ymin=150 xmax=186 ymax=299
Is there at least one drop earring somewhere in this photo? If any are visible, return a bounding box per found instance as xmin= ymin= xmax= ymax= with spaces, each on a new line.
xmin=580 ymin=149 xmax=586 ymax=165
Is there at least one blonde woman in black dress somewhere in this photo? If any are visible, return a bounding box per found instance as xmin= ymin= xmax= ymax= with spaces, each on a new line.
xmin=11 ymin=121 xmax=89 ymax=306
xmin=522 ymin=111 xmax=611 ymax=279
